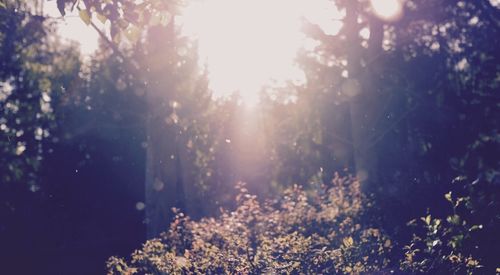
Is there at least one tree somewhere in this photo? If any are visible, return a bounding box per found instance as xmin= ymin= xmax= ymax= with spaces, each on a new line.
xmin=52 ymin=0 xmax=499 ymax=249
xmin=0 ymin=1 xmax=90 ymax=273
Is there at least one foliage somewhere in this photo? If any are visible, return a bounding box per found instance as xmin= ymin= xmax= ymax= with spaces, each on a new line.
xmin=56 ymin=0 xmax=183 ymax=46
xmin=401 ymin=195 xmax=481 ymax=274
xmin=1 ymin=3 xmax=145 ymax=273
xmin=1 ymin=1 xmax=55 ymax=188
xmin=1 ymin=0 xmax=499 ymax=274
xmin=107 ymin=175 xmax=394 ymax=274
xmin=0 ymin=0 xmax=82 ymax=208
xmin=108 ymin=173 xmax=500 ymax=274
xmin=401 ymin=173 xmax=500 ymax=274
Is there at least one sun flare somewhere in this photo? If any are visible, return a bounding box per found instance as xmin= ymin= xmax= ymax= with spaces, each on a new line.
xmin=43 ymin=0 xmax=403 ymax=103
xmin=179 ymin=0 xmax=342 ymax=105
xmin=370 ymin=0 xmax=403 ymax=21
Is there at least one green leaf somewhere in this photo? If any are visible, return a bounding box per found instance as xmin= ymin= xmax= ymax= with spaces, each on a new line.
xmin=79 ymin=9 xmax=91 ymax=25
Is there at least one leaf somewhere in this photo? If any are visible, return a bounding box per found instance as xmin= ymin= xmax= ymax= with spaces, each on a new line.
xmin=57 ymin=0 xmax=66 ymax=16
xmin=79 ymin=9 xmax=91 ymax=25
xmin=433 ymin=218 xmax=441 ymax=229
xmin=447 ymin=215 xmax=461 ymax=225
xmin=444 ymin=191 xmax=452 ymax=202
xmin=431 ymin=240 xmax=439 ymax=247
xmin=0 ymin=1 xmax=6 ymax=9
xmin=466 ymin=259 xmax=479 ymax=267
xmin=384 ymin=239 xmax=392 ymax=248
xmin=421 ymin=215 xmax=431 ymax=225
xmin=343 ymin=236 xmax=354 ymax=247
xmin=175 ymin=256 xmax=187 ymax=267
xmin=469 ymin=224 xmax=482 ymax=231
xmin=96 ymin=12 xmax=107 ymax=24
xmin=406 ymin=219 xmax=417 ymax=226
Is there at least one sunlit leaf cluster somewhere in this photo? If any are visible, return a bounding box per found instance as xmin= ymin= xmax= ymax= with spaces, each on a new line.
xmin=107 ymin=175 xmax=394 ymax=274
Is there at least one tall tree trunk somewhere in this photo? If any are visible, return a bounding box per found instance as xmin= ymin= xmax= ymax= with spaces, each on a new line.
xmin=144 ymin=21 xmax=188 ymax=238
xmin=144 ymin=110 xmax=186 ymax=238
xmin=344 ymin=1 xmax=384 ymax=190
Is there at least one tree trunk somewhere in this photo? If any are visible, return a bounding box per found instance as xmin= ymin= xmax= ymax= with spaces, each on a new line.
xmin=143 ymin=21 xmax=188 ymax=238
xmin=344 ymin=1 xmax=384 ymax=190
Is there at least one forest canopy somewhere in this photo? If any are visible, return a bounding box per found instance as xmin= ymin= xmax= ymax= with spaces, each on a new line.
xmin=0 ymin=0 xmax=499 ymax=274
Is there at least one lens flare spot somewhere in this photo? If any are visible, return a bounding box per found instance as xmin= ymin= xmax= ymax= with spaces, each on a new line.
xmin=370 ymin=0 xmax=403 ymax=21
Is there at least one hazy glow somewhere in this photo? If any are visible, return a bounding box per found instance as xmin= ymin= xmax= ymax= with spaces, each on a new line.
xmin=179 ymin=0 xmax=342 ymax=105
xmin=44 ymin=0 xmax=344 ymax=104
xmin=44 ymin=0 xmax=100 ymax=55
xmin=370 ymin=0 xmax=403 ymax=21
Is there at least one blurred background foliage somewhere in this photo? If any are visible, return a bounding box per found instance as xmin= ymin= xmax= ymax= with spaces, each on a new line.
xmin=0 ymin=0 xmax=499 ymax=274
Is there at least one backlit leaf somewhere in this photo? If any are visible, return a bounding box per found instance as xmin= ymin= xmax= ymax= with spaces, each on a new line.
xmin=444 ymin=192 xmax=452 ymax=202
xmin=79 ymin=9 xmax=91 ymax=25
xmin=343 ymin=236 xmax=354 ymax=247
xmin=96 ymin=12 xmax=107 ymax=24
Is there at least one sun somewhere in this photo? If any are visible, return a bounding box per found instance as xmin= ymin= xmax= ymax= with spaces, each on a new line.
xmin=43 ymin=0 xmax=100 ymax=56
xmin=370 ymin=0 xmax=404 ymax=21
xmin=179 ymin=0 xmax=342 ymax=105
xmin=42 ymin=0 xmax=402 ymax=100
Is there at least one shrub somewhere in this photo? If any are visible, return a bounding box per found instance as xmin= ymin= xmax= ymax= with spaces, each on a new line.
xmin=107 ymin=174 xmax=393 ymax=274
xmin=107 ymin=173 xmax=499 ymax=274
xmin=400 ymin=173 xmax=500 ymax=274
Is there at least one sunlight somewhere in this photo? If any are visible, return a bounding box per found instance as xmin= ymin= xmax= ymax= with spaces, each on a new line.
xmin=370 ymin=0 xmax=403 ymax=21
xmin=43 ymin=0 xmax=100 ymax=55
xmin=179 ymin=0 xmax=342 ymax=105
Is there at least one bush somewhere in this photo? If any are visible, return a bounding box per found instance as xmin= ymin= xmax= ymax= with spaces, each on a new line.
xmin=107 ymin=173 xmax=499 ymax=274
xmin=401 ymin=173 xmax=500 ymax=274
xmin=107 ymin=174 xmax=393 ymax=274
